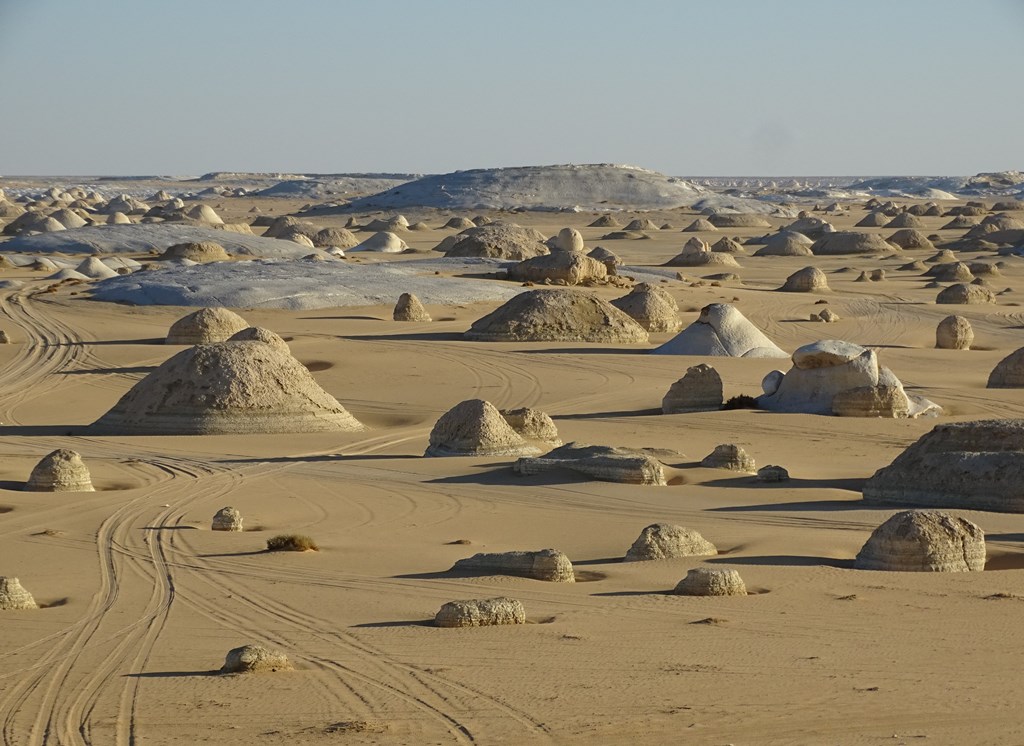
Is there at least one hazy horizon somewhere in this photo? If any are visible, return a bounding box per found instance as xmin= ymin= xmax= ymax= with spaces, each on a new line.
xmin=2 ymin=0 xmax=1022 ymax=177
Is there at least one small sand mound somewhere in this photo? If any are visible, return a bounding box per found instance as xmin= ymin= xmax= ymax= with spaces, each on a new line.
xmin=161 ymin=240 xmax=230 ymax=263
xmin=393 ymin=292 xmax=431 ymax=321
xmin=854 ymin=510 xmax=985 ymax=572
xmin=514 ymin=442 xmax=668 ymax=485
xmin=465 ymin=289 xmax=649 ymax=343
xmin=662 ymin=364 xmax=723 ymax=414
xmin=452 ymin=549 xmax=575 ymax=582
xmin=701 ymin=444 xmax=755 ymax=472
xmin=443 ymin=217 xmax=476 ymax=230
xmin=673 ymin=568 xmax=746 ymax=596
xmin=682 ymin=218 xmax=718 ymax=232
xmin=221 ymin=644 xmax=293 ymax=673
xmin=653 ymin=303 xmax=787 ymax=358
xmin=425 ymin=399 xmax=539 ymax=457
xmin=166 ymin=307 xmax=250 ymax=345
xmin=624 ymin=218 xmax=659 ymax=231
xmin=780 ymin=266 xmax=828 ymax=292
xmin=25 ymin=449 xmax=94 ymax=492
xmin=610 ymin=283 xmax=681 ymax=332
xmin=434 ymin=597 xmax=526 ymax=628
xmin=936 ymin=315 xmax=973 ymax=350
xmin=91 ymin=340 xmax=364 ymax=434
xmin=212 ymin=506 xmax=243 ymax=532
xmin=0 ymin=578 xmax=37 ymax=610
xmin=588 ymin=215 xmax=622 ymax=228
xmin=624 ymin=524 xmax=717 ymax=561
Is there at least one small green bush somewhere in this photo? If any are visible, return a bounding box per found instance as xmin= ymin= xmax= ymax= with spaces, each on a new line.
xmin=266 ymin=534 xmax=319 ymax=552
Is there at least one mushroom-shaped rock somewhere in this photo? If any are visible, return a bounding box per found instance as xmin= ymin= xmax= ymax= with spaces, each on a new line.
xmin=936 ymin=316 xmax=973 ymax=350
xmin=25 ymin=449 xmax=94 ymax=492
xmin=661 ymin=364 xmax=723 ymax=414
xmin=91 ymin=340 xmax=363 ymax=434
xmin=0 ymin=578 xmax=37 ymax=610
xmin=166 ymin=308 xmax=250 ymax=345
xmin=936 ymin=283 xmax=995 ymax=305
xmin=610 ymin=283 xmax=681 ymax=332
xmin=780 ymin=266 xmax=828 ymax=293
xmin=811 ymin=232 xmax=895 ymax=255
xmin=514 ymin=442 xmax=668 ymax=485
xmin=700 ymin=444 xmax=755 ymax=472
xmin=624 ymin=524 xmax=717 ymax=562
xmin=221 ymin=644 xmax=293 ymax=673
xmin=161 ymin=241 xmax=230 ymax=263
xmin=507 ymin=251 xmax=607 ymax=286
xmin=854 ymin=511 xmax=985 ymax=572
xmin=653 ymin=303 xmax=787 ymax=358
xmin=212 ymin=506 xmax=243 ymax=532
xmin=434 ymin=597 xmax=526 ymax=628
xmin=756 ymin=465 xmax=790 ymax=482
xmin=425 ymin=399 xmax=539 ymax=457
xmin=451 ymin=549 xmax=574 ymax=582
xmin=672 ymin=568 xmax=746 ymax=596
xmin=499 ymin=407 xmax=561 ymax=446
xmin=465 ymin=289 xmax=649 ymax=343
xmin=393 ymin=293 xmax=431 ymax=322
xmin=862 ymin=420 xmax=1024 ymax=512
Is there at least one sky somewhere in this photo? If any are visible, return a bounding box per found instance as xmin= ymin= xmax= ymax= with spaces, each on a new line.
xmin=1 ymin=0 xmax=1022 ymax=177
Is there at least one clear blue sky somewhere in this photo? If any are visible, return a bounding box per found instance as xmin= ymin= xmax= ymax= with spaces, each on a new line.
xmin=2 ymin=0 xmax=1022 ymax=176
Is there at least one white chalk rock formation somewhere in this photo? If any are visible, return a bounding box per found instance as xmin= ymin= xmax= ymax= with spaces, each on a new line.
xmin=425 ymin=399 xmax=540 ymax=457
xmin=811 ymin=232 xmax=895 ymax=255
xmin=25 ymin=449 xmax=94 ymax=492
xmin=393 ymin=292 xmax=431 ymax=321
xmin=212 ymin=506 xmax=243 ymax=532
xmin=936 ymin=316 xmax=973 ymax=350
xmin=758 ymin=340 xmax=939 ymax=418
xmin=673 ymin=568 xmax=747 ymax=596
xmin=508 ymin=251 xmax=608 ymax=285
xmin=441 ymin=222 xmax=549 ymax=260
xmin=91 ymin=339 xmax=363 ymax=434
xmin=989 ymin=348 xmax=1024 ymax=387
xmin=0 ymin=577 xmax=38 ymax=610
xmin=221 ymin=644 xmax=293 ymax=673
xmin=161 ymin=240 xmax=230 ymax=263
xmin=779 ymin=266 xmax=828 ymax=292
xmin=664 ymin=237 xmax=740 ymax=267
xmin=350 ymin=231 xmax=408 ymax=253
xmin=499 ymin=407 xmax=562 ymax=447
xmin=166 ymin=307 xmax=250 ymax=345
xmin=465 ymin=289 xmax=649 ymax=343
xmin=700 ymin=444 xmax=755 ymax=472
xmin=661 ymin=363 xmax=723 ymax=414
xmin=451 ymin=548 xmax=575 ymax=582
xmin=754 ymin=231 xmax=813 ymax=257
xmin=624 ymin=524 xmax=717 ymax=562
xmin=610 ymin=283 xmax=681 ymax=332
xmin=854 ymin=510 xmax=985 ymax=572
xmin=652 ymin=303 xmax=787 ymax=358
xmin=434 ymin=597 xmax=526 ymax=628
xmin=514 ymin=442 xmax=668 ymax=485
xmin=75 ymin=257 xmax=119 ymax=279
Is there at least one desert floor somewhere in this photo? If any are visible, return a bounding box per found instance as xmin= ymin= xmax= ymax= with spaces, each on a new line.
xmin=2 ymin=192 xmax=1024 ymax=745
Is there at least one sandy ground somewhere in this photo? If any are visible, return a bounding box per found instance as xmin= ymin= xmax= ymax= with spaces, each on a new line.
xmin=2 ymin=192 xmax=1024 ymax=745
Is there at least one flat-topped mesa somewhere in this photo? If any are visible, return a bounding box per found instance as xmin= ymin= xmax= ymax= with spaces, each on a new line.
xmin=758 ymin=340 xmax=940 ymax=418
xmin=166 ymin=307 xmax=250 ymax=345
xmin=91 ymin=337 xmax=363 ymax=435
xmin=700 ymin=444 xmax=755 ymax=472
xmin=434 ymin=597 xmax=526 ymax=628
xmin=624 ymin=524 xmax=717 ymax=562
xmin=393 ymin=292 xmax=431 ymax=322
xmin=0 ymin=577 xmax=38 ymax=610
xmin=854 ymin=510 xmax=985 ymax=572
xmin=514 ymin=442 xmax=669 ymax=485
xmin=25 ymin=449 xmax=94 ymax=492
xmin=662 ymin=364 xmax=723 ymax=414
xmin=863 ymin=419 xmax=1024 ymax=512
xmin=610 ymin=283 xmax=682 ymax=332
xmin=465 ymin=289 xmax=649 ymax=344
xmin=425 ymin=399 xmax=541 ymax=457
xmin=672 ymin=568 xmax=747 ymax=596
xmin=212 ymin=506 xmax=243 ymax=532
xmin=652 ymin=303 xmax=787 ymax=358
xmin=220 ymin=644 xmax=293 ymax=674
xmin=451 ymin=549 xmax=575 ymax=582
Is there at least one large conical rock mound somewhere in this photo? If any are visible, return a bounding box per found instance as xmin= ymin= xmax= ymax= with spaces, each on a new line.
xmin=652 ymin=303 xmax=787 ymax=358
xmin=0 ymin=577 xmax=37 ymax=610
xmin=863 ymin=420 xmax=1024 ymax=512
xmin=25 ymin=449 xmax=94 ymax=492
xmin=465 ymin=289 xmax=649 ymax=343
xmin=91 ymin=339 xmax=364 ymax=434
xmin=854 ymin=510 xmax=985 ymax=572
xmin=166 ymin=308 xmax=250 ymax=345
xmin=425 ymin=399 xmax=540 ymax=457
xmin=610 ymin=283 xmax=681 ymax=332
xmin=624 ymin=524 xmax=717 ymax=561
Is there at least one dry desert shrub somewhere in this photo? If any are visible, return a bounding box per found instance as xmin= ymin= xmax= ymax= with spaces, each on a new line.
xmin=266 ymin=534 xmax=319 ymax=552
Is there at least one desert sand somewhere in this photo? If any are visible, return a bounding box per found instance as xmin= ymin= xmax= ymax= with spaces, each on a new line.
xmin=2 ymin=169 xmax=1024 ymax=745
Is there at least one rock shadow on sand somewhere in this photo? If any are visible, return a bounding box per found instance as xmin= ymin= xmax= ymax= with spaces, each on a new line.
xmin=705 ymin=555 xmax=853 ymax=569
